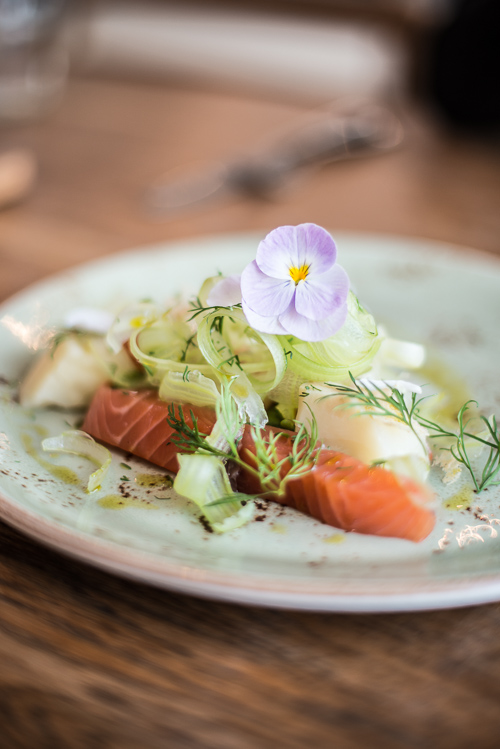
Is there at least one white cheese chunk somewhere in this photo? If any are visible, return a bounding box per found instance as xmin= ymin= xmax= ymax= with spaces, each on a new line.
xmin=20 ymin=335 xmax=110 ymax=409
xmin=296 ymin=380 xmax=430 ymax=481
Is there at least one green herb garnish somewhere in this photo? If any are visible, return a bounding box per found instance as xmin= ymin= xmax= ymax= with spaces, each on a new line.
xmin=179 ymin=333 xmax=197 ymax=363
xmin=186 ymin=297 xmax=242 ymax=323
xmin=166 ymin=386 xmax=319 ymax=498
xmin=325 ymin=373 xmax=500 ymax=493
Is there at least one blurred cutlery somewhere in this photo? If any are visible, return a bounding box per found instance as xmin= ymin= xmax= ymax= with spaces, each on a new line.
xmin=144 ymin=101 xmax=403 ymax=217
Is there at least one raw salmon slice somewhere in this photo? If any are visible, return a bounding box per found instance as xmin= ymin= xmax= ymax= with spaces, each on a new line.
xmin=83 ymin=385 xmax=435 ymax=541
xmin=82 ymin=384 xmax=217 ymax=472
xmin=237 ymin=436 xmax=435 ymax=542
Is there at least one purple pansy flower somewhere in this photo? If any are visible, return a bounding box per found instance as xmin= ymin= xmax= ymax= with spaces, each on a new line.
xmin=208 ymin=224 xmax=349 ymax=342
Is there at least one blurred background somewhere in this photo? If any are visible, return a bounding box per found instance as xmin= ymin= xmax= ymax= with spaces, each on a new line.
xmin=0 ymin=0 xmax=499 ymax=298
xmin=2 ymin=4 xmax=500 ymax=747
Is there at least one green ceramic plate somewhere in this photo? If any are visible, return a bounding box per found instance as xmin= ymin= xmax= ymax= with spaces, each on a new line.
xmin=1 ymin=232 xmax=500 ymax=611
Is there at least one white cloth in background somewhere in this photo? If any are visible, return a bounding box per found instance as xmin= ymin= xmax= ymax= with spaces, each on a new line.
xmin=78 ymin=3 xmax=407 ymax=102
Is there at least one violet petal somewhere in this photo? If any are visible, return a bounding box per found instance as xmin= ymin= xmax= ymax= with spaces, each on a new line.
xmin=241 ymin=299 xmax=287 ymax=335
xmin=241 ymin=260 xmax=295 ymax=317
xmin=279 ymin=301 xmax=348 ymax=342
xmin=294 ymin=264 xmax=349 ymax=321
xmin=206 ymin=274 xmax=242 ymax=307
xmin=254 ymin=226 xmax=295 ymax=279
xmin=256 ymin=223 xmax=336 ymax=279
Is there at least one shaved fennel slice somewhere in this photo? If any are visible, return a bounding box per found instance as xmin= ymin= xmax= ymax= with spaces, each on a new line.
xmin=42 ymin=430 xmax=111 ymax=492
xmin=172 ymin=384 xmax=253 ymax=532
xmin=85 ymin=336 xmax=148 ymax=389
xmin=106 ymin=302 xmax=163 ymax=354
xmin=283 ymin=291 xmax=380 ymax=383
xmin=229 ymin=372 xmax=267 ymax=428
xmin=174 ymin=453 xmax=255 ymax=533
xmin=159 ymin=369 xmax=220 ymax=407
xmin=197 ymin=308 xmax=283 ymax=427
xmin=197 ymin=308 xmax=287 ymax=394
xmin=129 ymin=320 xmax=217 ymax=386
xmin=376 ymin=336 xmax=426 ymax=371
xmin=267 ymin=369 xmax=307 ymax=421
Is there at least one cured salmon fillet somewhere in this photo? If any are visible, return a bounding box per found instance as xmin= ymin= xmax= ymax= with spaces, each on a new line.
xmin=286 ymin=453 xmax=434 ymax=542
xmin=237 ymin=435 xmax=435 ymax=542
xmin=83 ymin=385 xmax=435 ymax=541
xmin=82 ymin=384 xmax=217 ymax=472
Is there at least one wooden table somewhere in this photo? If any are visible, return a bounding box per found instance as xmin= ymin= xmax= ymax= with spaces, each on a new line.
xmin=1 ymin=77 xmax=500 ymax=748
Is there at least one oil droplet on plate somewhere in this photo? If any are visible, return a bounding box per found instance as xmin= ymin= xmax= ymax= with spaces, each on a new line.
xmin=444 ymin=485 xmax=474 ymax=511
xmin=32 ymin=424 xmax=49 ymax=437
xmin=98 ymin=494 xmax=159 ymax=510
xmin=270 ymin=523 xmax=287 ymax=534
xmin=135 ymin=472 xmax=172 ymax=488
xmin=323 ymin=534 xmax=345 ymax=544
xmin=420 ymin=354 xmax=472 ymax=424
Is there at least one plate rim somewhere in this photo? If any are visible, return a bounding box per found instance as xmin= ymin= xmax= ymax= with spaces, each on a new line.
xmin=2 ymin=228 xmax=500 ymax=313
xmin=4 ymin=491 xmax=500 ymax=613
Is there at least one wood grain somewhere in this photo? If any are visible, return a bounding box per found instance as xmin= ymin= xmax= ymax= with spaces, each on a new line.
xmin=2 ymin=519 xmax=500 ymax=749
xmin=1 ymin=76 xmax=500 ymax=748
xmin=1 ymin=77 xmax=500 ymax=304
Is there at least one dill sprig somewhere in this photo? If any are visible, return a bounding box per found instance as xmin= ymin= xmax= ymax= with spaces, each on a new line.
xmin=166 ymin=403 xmax=228 ymax=459
xmin=166 ymin=387 xmax=320 ymax=499
xmin=187 ymin=297 xmax=242 ymax=323
xmin=325 ymin=375 xmax=430 ymax=455
xmin=248 ymin=403 xmax=320 ymax=495
xmin=179 ymin=333 xmax=197 ymax=363
xmin=417 ymin=402 xmax=500 ymax=492
xmin=324 ymin=373 xmax=500 ymax=493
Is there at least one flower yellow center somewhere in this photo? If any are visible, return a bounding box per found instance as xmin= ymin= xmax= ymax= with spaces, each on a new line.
xmin=289 ymin=264 xmax=309 ymax=284
xmin=130 ymin=315 xmax=147 ymax=328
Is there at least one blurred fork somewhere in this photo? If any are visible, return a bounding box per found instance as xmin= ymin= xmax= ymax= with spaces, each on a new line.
xmin=144 ymin=100 xmax=404 ymax=217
